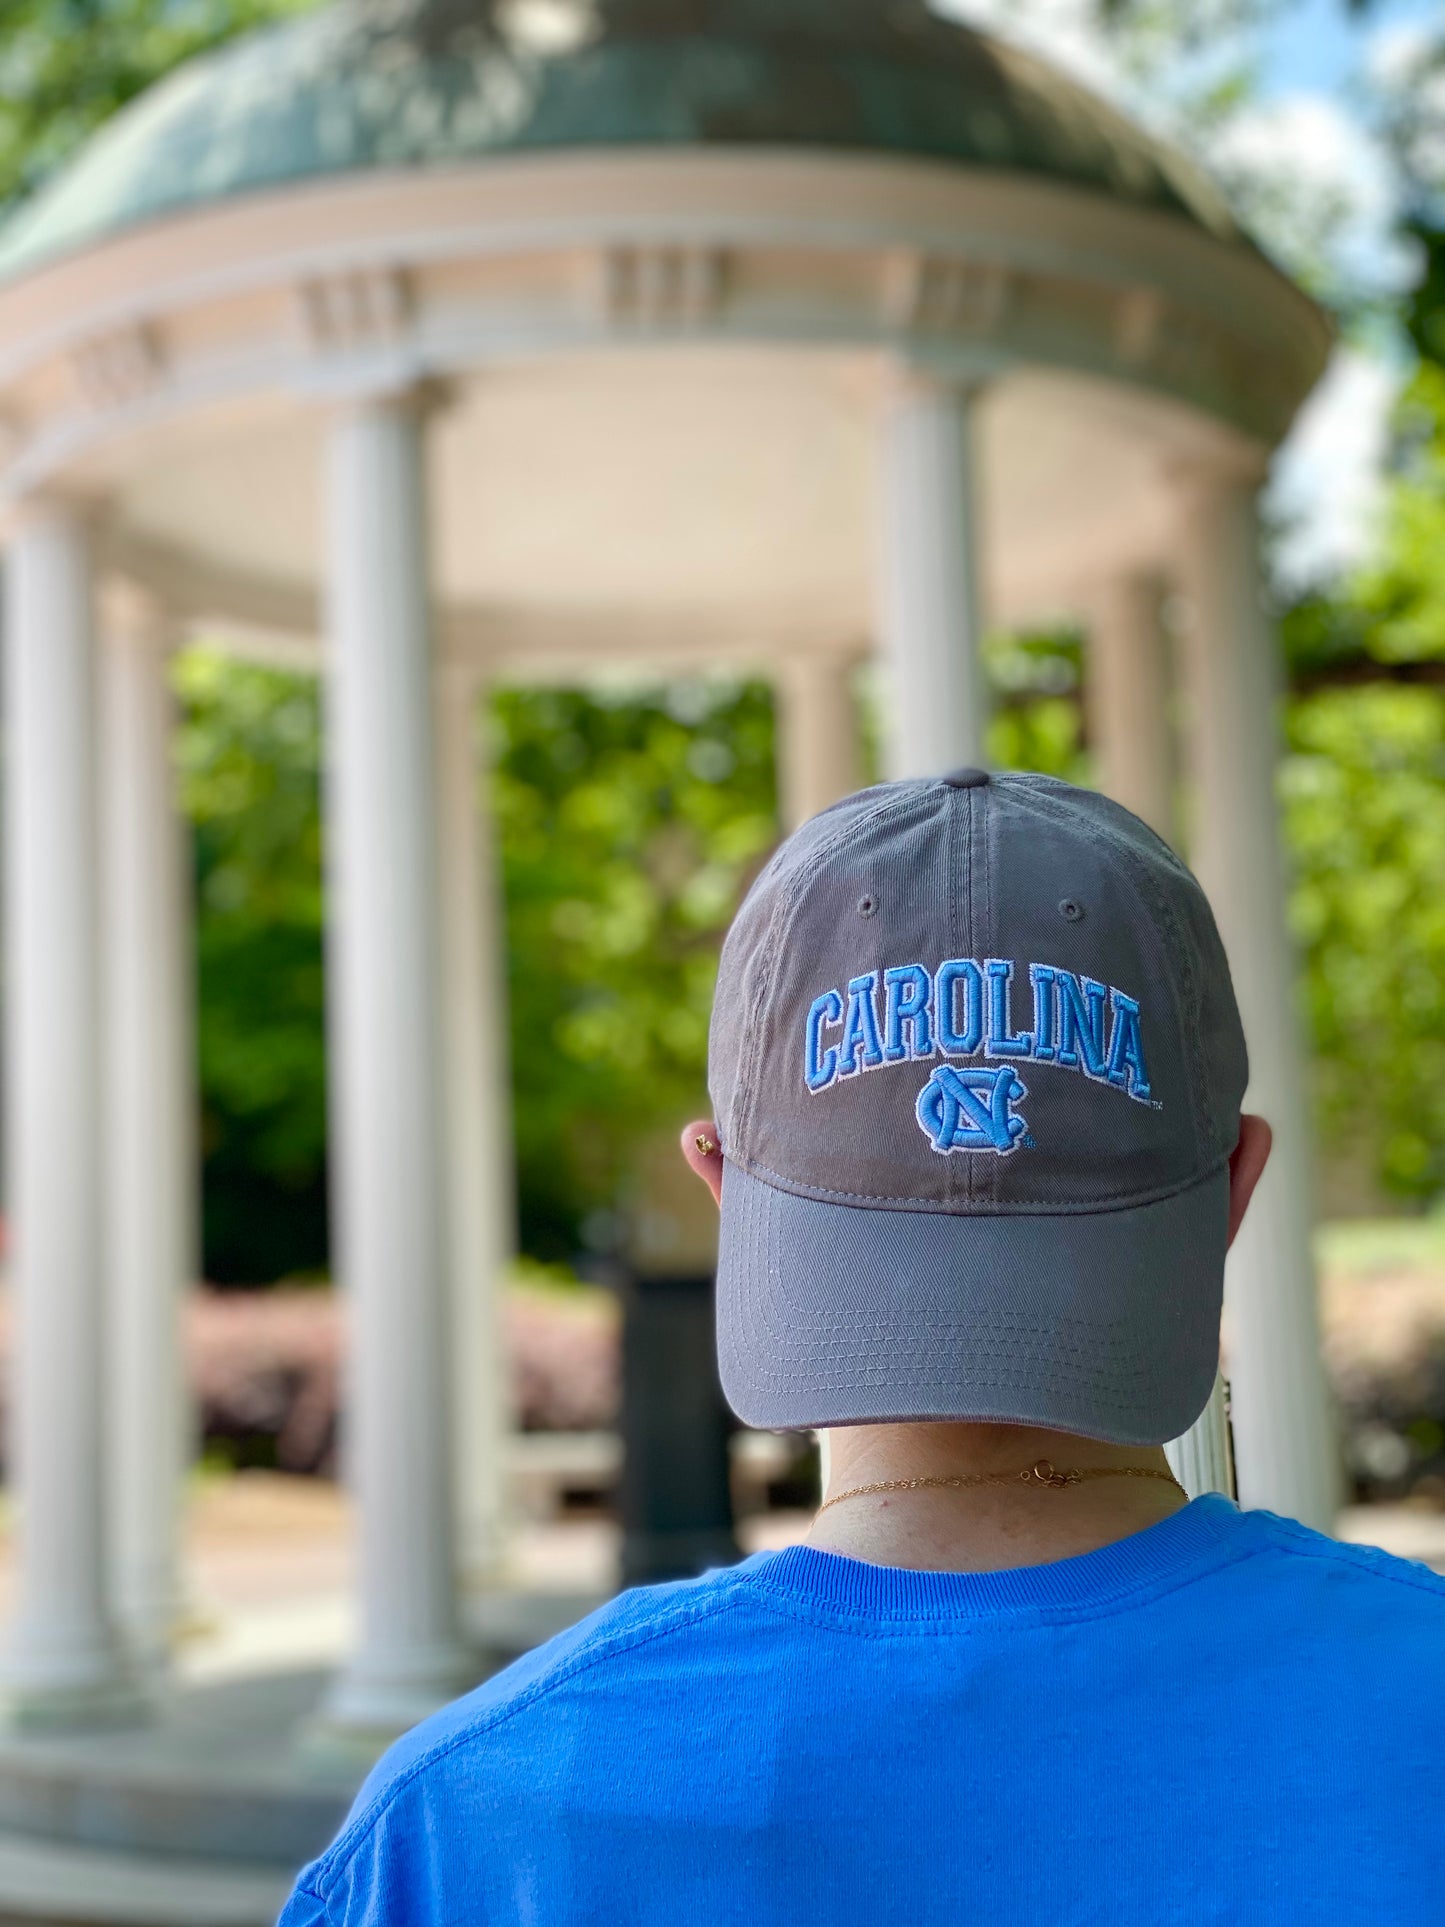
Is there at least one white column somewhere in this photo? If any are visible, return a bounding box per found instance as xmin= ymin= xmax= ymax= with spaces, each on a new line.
xmin=1164 ymin=1372 xmax=1235 ymax=1500
xmin=774 ymin=654 xmax=860 ymax=1501
xmin=323 ymin=395 xmax=470 ymax=1732
xmin=1085 ymin=573 xmax=1175 ymax=843
xmin=774 ymin=654 xmax=861 ymax=830
xmin=877 ymin=368 xmax=988 ymax=778
xmin=435 ymin=663 xmax=515 ymax=1590
xmin=1176 ymin=463 xmax=1337 ymax=1532
xmin=2 ymin=499 xmax=139 ymax=1726
xmin=100 ymin=582 xmax=195 ymax=1672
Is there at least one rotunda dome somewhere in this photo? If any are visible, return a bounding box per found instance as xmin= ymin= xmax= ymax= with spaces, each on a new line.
xmin=0 ymin=0 xmax=1241 ymax=279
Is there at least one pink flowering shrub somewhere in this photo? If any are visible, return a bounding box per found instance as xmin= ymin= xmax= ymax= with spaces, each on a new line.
xmin=506 ymin=1284 xmax=620 ymax=1433
xmin=0 ymin=1278 xmax=619 ymax=1476
xmin=180 ymin=1281 xmax=619 ymax=1474
xmin=185 ymin=1288 xmax=343 ymax=1474
xmin=2 ymin=1255 xmax=1427 ymax=1501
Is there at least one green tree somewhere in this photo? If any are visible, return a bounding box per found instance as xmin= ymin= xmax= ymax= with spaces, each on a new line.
xmin=0 ymin=0 xmax=315 ymax=208
xmin=492 ymin=681 xmax=777 ymax=1258
xmin=1282 ymin=681 xmax=1445 ymax=1198
xmin=984 ymin=628 xmax=1090 ymax=782
xmin=172 ymin=657 xmax=781 ymax=1276
xmin=1273 ymin=26 xmax=1445 ymax=1207
xmin=173 ymin=650 xmax=329 ymax=1282
xmin=1275 ymin=345 xmax=1445 ymax=1208
xmin=7 ymin=0 xmax=1443 ymax=1267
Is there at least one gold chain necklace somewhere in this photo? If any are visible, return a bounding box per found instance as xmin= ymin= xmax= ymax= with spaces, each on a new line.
xmin=817 ymin=1457 xmax=1184 ymax=1516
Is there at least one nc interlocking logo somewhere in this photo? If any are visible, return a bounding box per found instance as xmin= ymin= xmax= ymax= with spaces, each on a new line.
xmin=915 ymin=1064 xmax=1029 ymax=1156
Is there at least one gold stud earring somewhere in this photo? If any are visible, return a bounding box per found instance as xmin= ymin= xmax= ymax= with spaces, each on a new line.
xmin=695 ymin=1134 xmax=717 ymax=1157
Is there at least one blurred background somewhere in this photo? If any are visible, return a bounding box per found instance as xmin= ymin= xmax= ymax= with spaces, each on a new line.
xmin=35 ymin=0 xmax=1436 ymax=1523
xmin=0 ymin=0 xmax=1440 ymax=1917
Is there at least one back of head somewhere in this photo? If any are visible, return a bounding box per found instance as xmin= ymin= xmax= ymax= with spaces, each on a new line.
xmin=707 ymin=768 xmax=1247 ymax=1445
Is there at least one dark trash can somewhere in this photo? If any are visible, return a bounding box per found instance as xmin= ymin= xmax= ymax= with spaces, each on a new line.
xmin=618 ymin=1269 xmax=740 ymax=1586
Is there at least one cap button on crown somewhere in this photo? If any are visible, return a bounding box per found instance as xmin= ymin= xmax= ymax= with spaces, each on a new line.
xmin=941 ymin=766 xmax=989 ymax=789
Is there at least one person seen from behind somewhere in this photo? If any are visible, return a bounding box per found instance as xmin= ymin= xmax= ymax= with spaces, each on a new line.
xmin=282 ymin=768 xmax=1445 ymax=1925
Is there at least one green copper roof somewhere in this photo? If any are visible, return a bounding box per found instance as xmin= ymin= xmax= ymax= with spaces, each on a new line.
xmin=0 ymin=0 xmax=1242 ymax=280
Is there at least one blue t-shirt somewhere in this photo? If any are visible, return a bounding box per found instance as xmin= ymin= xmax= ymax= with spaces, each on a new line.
xmin=281 ymin=1497 xmax=1445 ymax=1924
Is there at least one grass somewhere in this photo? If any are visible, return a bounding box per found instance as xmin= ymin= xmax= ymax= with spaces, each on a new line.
xmin=1317 ymin=1213 xmax=1445 ymax=1280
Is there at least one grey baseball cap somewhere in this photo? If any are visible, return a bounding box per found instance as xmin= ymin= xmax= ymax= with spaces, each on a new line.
xmin=708 ymin=769 xmax=1248 ymax=1445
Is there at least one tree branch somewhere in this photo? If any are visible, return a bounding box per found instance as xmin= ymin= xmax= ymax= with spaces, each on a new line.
xmin=1288 ymin=659 xmax=1445 ymax=696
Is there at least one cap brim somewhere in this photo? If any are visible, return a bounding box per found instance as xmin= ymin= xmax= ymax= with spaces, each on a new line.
xmin=716 ymin=1161 xmax=1228 ymax=1445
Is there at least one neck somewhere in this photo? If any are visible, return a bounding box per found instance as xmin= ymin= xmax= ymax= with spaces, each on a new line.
xmin=807 ymin=1421 xmax=1186 ymax=1574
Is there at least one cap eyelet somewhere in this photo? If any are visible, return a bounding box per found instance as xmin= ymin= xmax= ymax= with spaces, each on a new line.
xmin=1059 ymin=897 xmax=1084 ymax=923
xmin=858 ymin=894 xmax=878 ymax=919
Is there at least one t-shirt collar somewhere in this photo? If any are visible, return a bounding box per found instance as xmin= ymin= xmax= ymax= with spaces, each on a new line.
xmin=731 ymin=1494 xmax=1252 ymax=1620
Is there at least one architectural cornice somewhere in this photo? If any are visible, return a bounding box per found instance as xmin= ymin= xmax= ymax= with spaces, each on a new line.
xmin=0 ymin=152 xmax=1326 ymax=506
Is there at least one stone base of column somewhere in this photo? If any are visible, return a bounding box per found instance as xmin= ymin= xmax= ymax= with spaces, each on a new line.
xmin=2 ymin=1643 xmax=148 ymax=1734
xmin=314 ymin=1642 xmax=479 ymax=1749
xmin=117 ymin=1588 xmax=192 ymax=1684
xmin=457 ymin=1518 xmax=507 ymax=1601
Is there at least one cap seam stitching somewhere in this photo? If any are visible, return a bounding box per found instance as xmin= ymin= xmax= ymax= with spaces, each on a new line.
xmin=954 ymin=788 xmax=968 ymax=1211
xmin=1006 ymin=777 xmax=1216 ymax=1158
xmin=729 ymin=1147 xmax=1229 ymax=1214
xmin=984 ymin=784 xmax=1002 ymax=1211
xmin=727 ymin=1153 xmax=1219 ymax=1415
xmin=733 ymin=787 xmax=936 ymax=1157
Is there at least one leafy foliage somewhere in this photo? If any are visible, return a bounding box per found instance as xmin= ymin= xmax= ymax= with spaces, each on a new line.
xmin=1275 ymin=106 xmax=1445 ymax=1204
xmin=492 ymin=681 xmax=777 ymax=1257
xmin=174 ymin=651 xmax=329 ymax=1283
xmin=174 ymin=662 xmax=780 ymax=1276
xmin=1283 ymin=684 xmax=1445 ymax=1198
xmin=5 ymin=0 xmax=1445 ymax=1268
xmin=1352 ymin=363 xmax=1445 ymax=670
xmin=1403 ymin=222 xmax=1445 ymax=367
xmin=984 ymin=628 xmax=1090 ymax=782
xmin=0 ymin=0 xmax=314 ymax=210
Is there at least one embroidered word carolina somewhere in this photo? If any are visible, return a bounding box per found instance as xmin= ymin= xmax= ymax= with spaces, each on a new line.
xmin=803 ymin=959 xmax=1152 ymax=1103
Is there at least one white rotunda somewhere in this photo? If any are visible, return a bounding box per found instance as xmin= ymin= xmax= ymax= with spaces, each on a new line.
xmin=0 ymin=0 xmax=1334 ymax=1900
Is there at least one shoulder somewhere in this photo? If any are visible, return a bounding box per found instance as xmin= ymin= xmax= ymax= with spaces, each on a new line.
xmin=1245 ymin=1506 xmax=1445 ymax=1601
xmin=286 ymin=1563 xmax=755 ymax=1922
xmin=1232 ymin=1504 xmax=1445 ymax=1650
xmin=351 ymin=1562 xmax=751 ymax=1804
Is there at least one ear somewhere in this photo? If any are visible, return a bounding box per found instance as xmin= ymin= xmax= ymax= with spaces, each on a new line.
xmin=680 ymin=1118 xmax=725 ymax=1209
xmin=1226 ymin=1113 xmax=1272 ymax=1248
